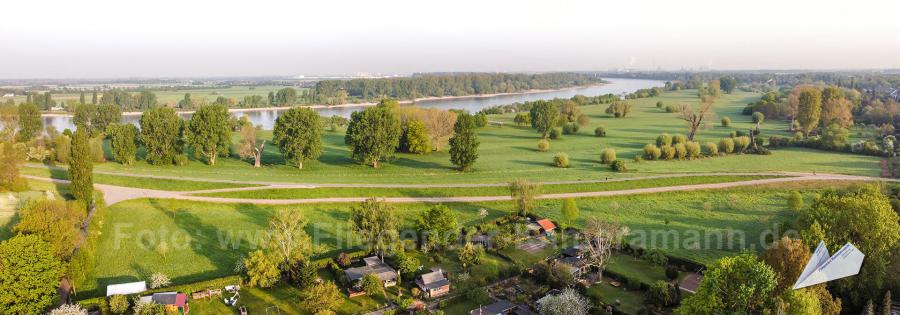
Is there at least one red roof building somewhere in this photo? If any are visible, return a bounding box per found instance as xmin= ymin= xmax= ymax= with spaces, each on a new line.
xmin=536 ymin=219 xmax=556 ymax=233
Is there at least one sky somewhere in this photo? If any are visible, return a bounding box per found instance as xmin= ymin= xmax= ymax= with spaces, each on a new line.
xmin=3 ymin=0 xmax=900 ymax=78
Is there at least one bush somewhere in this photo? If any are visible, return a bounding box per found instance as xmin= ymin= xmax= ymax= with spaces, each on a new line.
xmin=660 ymin=145 xmax=676 ymax=160
xmin=642 ymin=249 xmax=668 ymax=265
xmin=792 ymin=131 xmax=804 ymax=141
xmin=656 ymin=101 xmax=664 ymax=108
xmin=643 ymin=144 xmax=661 ymax=160
xmin=734 ymin=136 xmax=751 ymax=153
xmin=665 ymin=265 xmax=680 ymax=280
xmin=537 ymin=139 xmax=550 ymax=152
xmin=665 ymin=105 xmax=678 ymax=113
xmin=719 ymin=138 xmax=735 ymax=154
xmin=633 ymin=155 xmax=643 ymax=162
xmin=553 ymin=152 xmax=569 ymax=168
xmin=685 ymin=141 xmax=701 ymax=159
xmin=594 ymin=126 xmax=607 ymax=137
xmin=610 ymin=159 xmax=627 ymax=172
xmin=768 ymin=136 xmax=792 ymax=148
xmin=173 ymin=154 xmax=188 ymax=166
xmin=704 ymin=142 xmax=719 ymax=156
xmin=751 ymin=112 xmax=765 ymax=124
xmin=656 ymin=133 xmax=672 ymax=147
xmin=600 ymin=148 xmax=616 ymax=164
xmin=672 ymin=134 xmax=687 ymax=144
xmin=562 ymin=123 xmax=579 ymax=135
xmin=549 ymin=127 xmax=563 ymax=139
xmin=673 ymin=143 xmax=687 ymax=159
xmin=721 ymin=116 xmax=731 ymax=127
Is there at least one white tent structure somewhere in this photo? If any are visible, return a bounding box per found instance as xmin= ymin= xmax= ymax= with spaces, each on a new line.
xmin=792 ymin=241 xmax=865 ymax=290
xmin=106 ymin=281 xmax=147 ymax=296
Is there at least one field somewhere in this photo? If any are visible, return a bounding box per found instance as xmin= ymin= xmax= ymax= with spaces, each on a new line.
xmin=74 ymin=181 xmax=856 ymax=297
xmin=53 ymin=89 xmax=881 ymax=187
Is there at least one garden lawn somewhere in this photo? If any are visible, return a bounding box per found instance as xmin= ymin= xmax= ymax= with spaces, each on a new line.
xmin=78 ymin=181 xmax=869 ymax=298
xmin=586 ymin=279 xmax=645 ymax=314
xmin=606 ymin=254 xmax=667 ymax=286
xmin=192 ymin=175 xmax=777 ymax=199
xmin=21 ymin=165 xmax=260 ymax=191
xmin=69 ymin=90 xmax=879 ymax=185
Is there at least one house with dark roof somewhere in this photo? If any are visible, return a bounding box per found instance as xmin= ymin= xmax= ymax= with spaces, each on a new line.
xmin=416 ymin=268 xmax=450 ymax=298
xmin=345 ymin=256 xmax=399 ymax=289
xmin=469 ymin=300 xmax=517 ymax=315
xmin=141 ymin=292 xmax=188 ymax=314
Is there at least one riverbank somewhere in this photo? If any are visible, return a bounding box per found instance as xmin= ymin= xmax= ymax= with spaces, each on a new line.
xmin=40 ymin=83 xmax=607 ymax=117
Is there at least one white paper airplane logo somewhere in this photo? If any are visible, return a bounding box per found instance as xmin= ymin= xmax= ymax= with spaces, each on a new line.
xmin=792 ymin=241 xmax=865 ymax=290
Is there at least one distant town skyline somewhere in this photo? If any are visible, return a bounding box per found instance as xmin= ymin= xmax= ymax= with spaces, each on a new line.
xmin=3 ymin=0 xmax=900 ymax=79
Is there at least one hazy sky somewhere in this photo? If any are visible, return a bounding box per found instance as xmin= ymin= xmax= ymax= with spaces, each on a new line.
xmin=3 ymin=0 xmax=900 ymax=78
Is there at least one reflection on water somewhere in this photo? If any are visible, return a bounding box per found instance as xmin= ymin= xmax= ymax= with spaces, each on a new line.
xmin=43 ymin=78 xmax=662 ymax=131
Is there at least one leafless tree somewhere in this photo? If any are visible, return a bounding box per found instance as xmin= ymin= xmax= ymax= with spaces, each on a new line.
xmin=237 ymin=123 xmax=265 ymax=167
xmin=680 ymin=97 xmax=715 ymax=141
xmin=582 ymin=217 xmax=629 ymax=278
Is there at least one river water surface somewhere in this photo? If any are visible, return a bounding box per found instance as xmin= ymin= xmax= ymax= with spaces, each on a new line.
xmin=43 ymin=78 xmax=662 ymax=131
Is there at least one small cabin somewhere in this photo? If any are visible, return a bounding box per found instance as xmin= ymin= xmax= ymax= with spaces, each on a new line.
xmin=416 ymin=268 xmax=450 ymax=298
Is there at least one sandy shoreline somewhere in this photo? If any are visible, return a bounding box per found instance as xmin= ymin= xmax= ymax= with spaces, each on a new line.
xmin=40 ymin=83 xmax=605 ymax=117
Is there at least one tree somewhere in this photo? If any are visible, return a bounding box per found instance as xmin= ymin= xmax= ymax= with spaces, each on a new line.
xmin=393 ymin=250 xmax=420 ymax=276
xmin=800 ymin=186 xmax=900 ymax=306
xmin=605 ymin=101 xmax=632 ymax=118
xmin=675 ymin=253 xmax=776 ymax=315
xmin=360 ymin=273 xmax=384 ymax=296
xmin=345 ymin=103 xmax=401 ymax=168
xmin=514 ymin=113 xmax=530 ymax=126
xmin=266 ymin=209 xmax=313 ymax=268
xmin=108 ymin=294 xmax=129 ymax=314
xmin=69 ymin=128 xmax=93 ymax=207
xmin=529 ymin=100 xmax=559 ymax=138
xmin=14 ymin=199 xmax=84 ymax=260
xmin=776 ymin=289 xmax=821 ymax=315
xmin=91 ymin=91 xmax=98 ymax=105
xmin=509 ymin=179 xmax=540 ymax=217
xmin=185 ymin=104 xmax=232 ymax=165
xmin=600 ymin=148 xmax=616 ymax=164
xmin=302 ymin=281 xmax=342 ymax=313
xmin=349 ymin=198 xmax=399 ymax=260
xmin=536 ymin=287 xmax=590 ymax=315
xmin=560 ymin=198 xmax=579 ymax=230
xmin=73 ymin=104 xmax=97 ymax=134
xmin=273 ymin=107 xmax=322 ymax=168
xmin=16 ymin=103 xmax=42 ymax=142
xmin=457 ymin=242 xmax=485 ymax=270
xmin=49 ymin=304 xmax=88 ymax=315
xmin=821 ymin=98 xmax=853 ymax=128
xmin=400 ymin=118 xmax=431 ymax=154
xmin=646 ymin=280 xmax=675 ymax=309
xmin=680 ymin=98 xmax=714 ymax=141
xmin=797 ymin=88 xmax=822 ymax=137
xmin=139 ymin=107 xmax=183 ymax=165
xmin=719 ymin=76 xmax=737 ymax=94
xmin=761 ymin=237 xmax=842 ymax=314
xmin=417 ymin=205 xmax=459 ymax=250
xmin=0 ymin=142 xmax=26 ymax=191
xmin=107 ymin=123 xmax=138 ymax=165
xmin=244 ymin=250 xmax=280 ymax=288
xmin=417 ymin=108 xmax=457 ymax=151
xmin=0 ymin=235 xmax=63 ymax=314
xmin=275 ymin=88 xmax=297 ymax=105
xmin=582 ymin=218 xmax=628 ymax=278
xmin=449 ymin=112 xmax=480 ymax=171
xmin=149 ymin=272 xmax=170 ymax=289
xmin=237 ymin=123 xmax=265 ymax=167
xmin=787 ymin=191 xmax=804 ymax=211
xmin=0 ymin=104 xmax=20 ymax=142
xmin=820 ymin=123 xmax=849 ymax=150
xmin=94 ymin=104 xmax=122 ymax=134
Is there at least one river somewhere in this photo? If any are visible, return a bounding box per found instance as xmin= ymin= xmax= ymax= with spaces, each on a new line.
xmin=43 ymin=78 xmax=662 ymax=131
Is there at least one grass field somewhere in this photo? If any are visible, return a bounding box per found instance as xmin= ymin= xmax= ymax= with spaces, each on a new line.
xmin=585 ymin=280 xmax=646 ymax=314
xmin=191 ymin=175 xmax=777 ymax=199
xmin=21 ymin=166 xmax=260 ymax=191
xmin=75 ymin=181 xmax=859 ymax=297
xmin=64 ymin=90 xmax=880 ymax=185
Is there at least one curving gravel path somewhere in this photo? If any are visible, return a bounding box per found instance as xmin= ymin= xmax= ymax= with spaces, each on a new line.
xmin=24 ymin=172 xmax=895 ymax=205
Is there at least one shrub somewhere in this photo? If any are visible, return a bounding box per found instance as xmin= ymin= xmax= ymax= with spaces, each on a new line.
xmin=108 ymin=295 xmax=129 ymax=314
xmin=641 ymin=249 xmax=668 ymax=265
xmin=553 ymin=152 xmax=569 ymax=168
xmin=685 ymin=141 xmax=701 ymax=159
xmin=719 ymin=138 xmax=735 ymax=154
xmin=173 ymin=154 xmax=188 ymax=166
xmin=751 ymin=112 xmax=765 ymax=124
xmin=633 ymin=155 xmax=643 ymax=162
xmin=537 ymin=139 xmax=550 ymax=152
xmin=594 ymin=126 xmax=607 ymax=137
xmin=660 ymin=145 xmax=676 ymax=160
xmin=549 ymin=127 xmax=563 ymax=139
xmin=665 ymin=105 xmax=678 ymax=113
xmin=562 ymin=123 xmax=579 ymax=135
xmin=768 ymin=136 xmax=792 ymax=148
xmin=656 ymin=133 xmax=672 ymax=147
xmin=665 ymin=266 xmax=680 ymax=280
xmin=734 ymin=136 xmax=751 ymax=153
xmin=792 ymin=131 xmax=804 ymax=141
xmin=704 ymin=142 xmax=719 ymax=156
xmin=672 ymin=134 xmax=687 ymax=144
xmin=721 ymin=116 xmax=731 ymax=127
xmin=610 ymin=159 xmax=627 ymax=172
xmin=656 ymin=101 xmax=664 ymax=108
xmin=643 ymin=144 xmax=661 ymax=160
xmin=600 ymin=148 xmax=616 ymax=164
xmin=673 ymin=143 xmax=687 ymax=159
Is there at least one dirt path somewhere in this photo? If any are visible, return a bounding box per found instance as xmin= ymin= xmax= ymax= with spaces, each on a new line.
xmin=24 ymin=173 xmax=895 ymax=205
